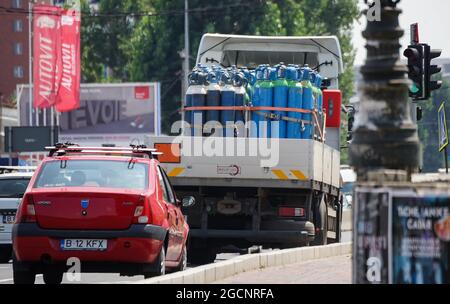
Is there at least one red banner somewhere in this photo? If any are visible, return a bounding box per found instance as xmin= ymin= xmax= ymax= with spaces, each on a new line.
xmin=33 ymin=5 xmax=62 ymax=109
xmin=56 ymin=8 xmax=81 ymax=112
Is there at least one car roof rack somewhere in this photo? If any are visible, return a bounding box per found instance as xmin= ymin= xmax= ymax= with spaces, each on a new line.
xmin=45 ymin=143 xmax=160 ymax=159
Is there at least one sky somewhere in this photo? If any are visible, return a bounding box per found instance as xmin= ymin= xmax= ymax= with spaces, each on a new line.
xmin=352 ymin=0 xmax=450 ymax=66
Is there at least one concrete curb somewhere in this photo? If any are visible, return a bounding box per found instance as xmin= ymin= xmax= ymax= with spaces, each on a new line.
xmin=133 ymin=242 xmax=352 ymax=284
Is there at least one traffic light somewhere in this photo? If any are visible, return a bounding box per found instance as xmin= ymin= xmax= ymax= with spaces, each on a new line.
xmin=404 ymin=44 xmax=425 ymax=100
xmin=424 ymin=45 xmax=442 ymax=98
xmin=403 ymin=43 xmax=442 ymax=101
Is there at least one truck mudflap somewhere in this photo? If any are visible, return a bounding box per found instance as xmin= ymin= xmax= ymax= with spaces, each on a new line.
xmin=190 ymin=221 xmax=315 ymax=244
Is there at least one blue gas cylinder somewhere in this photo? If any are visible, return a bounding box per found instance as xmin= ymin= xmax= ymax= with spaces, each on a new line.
xmin=250 ymin=66 xmax=264 ymax=138
xmin=301 ymin=65 xmax=314 ymax=139
xmin=272 ymin=63 xmax=289 ymax=138
xmin=256 ymin=66 xmax=274 ymax=138
xmin=191 ymin=70 xmax=208 ymax=137
xmin=206 ymin=70 xmax=221 ymax=121
xmin=220 ymin=71 xmax=236 ymax=137
xmin=286 ymin=66 xmax=303 ymax=139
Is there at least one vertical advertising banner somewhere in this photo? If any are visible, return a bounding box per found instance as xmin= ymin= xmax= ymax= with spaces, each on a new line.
xmin=392 ymin=194 xmax=450 ymax=284
xmin=33 ymin=5 xmax=62 ymax=109
xmin=353 ymin=188 xmax=390 ymax=284
xmin=56 ymin=8 xmax=81 ymax=112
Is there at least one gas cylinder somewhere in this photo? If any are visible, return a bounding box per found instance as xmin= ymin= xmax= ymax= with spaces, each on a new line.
xmin=286 ymin=66 xmax=303 ymax=139
xmin=191 ymin=69 xmax=208 ymax=137
xmin=257 ymin=66 xmax=274 ymax=138
xmin=250 ymin=65 xmax=264 ymax=138
xmin=206 ymin=69 xmax=221 ymax=123
xmin=272 ymin=63 xmax=289 ymax=138
xmin=220 ymin=71 xmax=236 ymax=137
xmin=301 ymin=65 xmax=314 ymax=139
xmin=233 ymin=72 xmax=247 ymax=137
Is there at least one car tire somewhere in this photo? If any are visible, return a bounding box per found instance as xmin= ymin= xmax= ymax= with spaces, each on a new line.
xmin=13 ymin=257 xmax=35 ymax=284
xmin=43 ymin=268 xmax=64 ymax=285
xmin=175 ymin=245 xmax=187 ymax=272
xmin=0 ymin=248 xmax=12 ymax=263
xmin=311 ymin=196 xmax=328 ymax=246
xmin=144 ymin=246 xmax=166 ymax=279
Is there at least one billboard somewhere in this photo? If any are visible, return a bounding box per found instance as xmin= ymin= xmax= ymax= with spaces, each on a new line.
xmin=354 ymin=187 xmax=450 ymax=284
xmin=4 ymin=126 xmax=58 ymax=153
xmin=18 ymin=83 xmax=161 ymax=146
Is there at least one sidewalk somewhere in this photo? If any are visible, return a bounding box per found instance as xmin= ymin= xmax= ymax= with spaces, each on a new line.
xmin=214 ymin=254 xmax=352 ymax=284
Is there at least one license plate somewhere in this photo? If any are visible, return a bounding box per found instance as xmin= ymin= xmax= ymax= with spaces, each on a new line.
xmin=2 ymin=215 xmax=15 ymax=224
xmin=60 ymin=239 xmax=107 ymax=251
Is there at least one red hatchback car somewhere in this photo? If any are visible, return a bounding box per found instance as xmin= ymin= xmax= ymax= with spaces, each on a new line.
xmin=12 ymin=144 xmax=194 ymax=284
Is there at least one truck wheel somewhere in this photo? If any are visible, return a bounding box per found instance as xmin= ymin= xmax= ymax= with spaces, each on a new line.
xmin=0 ymin=248 xmax=12 ymax=263
xmin=311 ymin=197 xmax=328 ymax=246
xmin=144 ymin=246 xmax=166 ymax=278
xmin=43 ymin=268 xmax=64 ymax=285
xmin=188 ymin=247 xmax=216 ymax=265
xmin=13 ymin=256 xmax=35 ymax=284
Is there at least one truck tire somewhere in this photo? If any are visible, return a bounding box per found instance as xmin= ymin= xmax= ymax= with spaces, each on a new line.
xmin=0 ymin=247 xmax=12 ymax=263
xmin=311 ymin=196 xmax=328 ymax=246
xmin=188 ymin=247 xmax=216 ymax=265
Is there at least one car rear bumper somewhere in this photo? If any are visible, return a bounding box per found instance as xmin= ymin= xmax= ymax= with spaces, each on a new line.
xmin=12 ymin=223 xmax=166 ymax=264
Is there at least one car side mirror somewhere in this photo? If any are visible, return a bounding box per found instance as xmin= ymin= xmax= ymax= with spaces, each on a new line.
xmin=182 ymin=196 xmax=196 ymax=208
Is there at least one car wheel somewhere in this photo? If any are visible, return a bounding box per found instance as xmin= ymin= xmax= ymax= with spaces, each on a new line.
xmin=43 ymin=268 xmax=64 ymax=285
xmin=144 ymin=246 xmax=166 ymax=279
xmin=311 ymin=196 xmax=328 ymax=246
xmin=175 ymin=246 xmax=187 ymax=272
xmin=0 ymin=248 xmax=12 ymax=263
xmin=13 ymin=258 xmax=35 ymax=284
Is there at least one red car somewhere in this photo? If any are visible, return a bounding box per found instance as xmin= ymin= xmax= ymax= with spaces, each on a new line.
xmin=12 ymin=144 xmax=194 ymax=284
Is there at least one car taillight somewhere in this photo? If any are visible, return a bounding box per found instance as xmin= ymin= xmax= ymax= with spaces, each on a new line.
xmin=279 ymin=207 xmax=305 ymax=217
xmin=18 ymin=195 xmax=36 ymax=223
xmin=133 ymin=197 xmax=150 ymax=224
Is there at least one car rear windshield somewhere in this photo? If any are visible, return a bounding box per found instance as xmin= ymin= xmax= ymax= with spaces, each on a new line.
xmin=0 ymin=178 xmax=30 ymax=198
xmin=34 ymin=160 xmax=148 ymax=190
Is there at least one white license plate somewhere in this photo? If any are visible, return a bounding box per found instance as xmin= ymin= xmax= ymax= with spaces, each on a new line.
xmin=60 ymin=239 xmax=107 ymax=251
xmin=2 ymin=215 xmax=15 ymax=224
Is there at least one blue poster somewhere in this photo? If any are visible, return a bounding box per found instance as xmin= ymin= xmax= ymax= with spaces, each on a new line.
xmin=392 ymin=196 xmax=450 ymax=284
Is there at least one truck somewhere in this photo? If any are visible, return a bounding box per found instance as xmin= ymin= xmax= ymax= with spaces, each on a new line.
xmin=145 ymin=34 xmax=345 ymax=264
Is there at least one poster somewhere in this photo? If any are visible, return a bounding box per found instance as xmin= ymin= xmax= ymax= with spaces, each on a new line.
xmin=391 ymin=194 xmax=450 ymax=284
xmin=353 ymin=188 xmax=390 ymax=284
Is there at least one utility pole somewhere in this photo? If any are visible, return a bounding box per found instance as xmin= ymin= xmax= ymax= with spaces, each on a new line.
xmin=181 ymin=0 xmax=190 ymax=126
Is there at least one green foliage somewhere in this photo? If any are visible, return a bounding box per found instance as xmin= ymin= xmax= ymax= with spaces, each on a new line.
xmin=80 ymin=0 xmax=359 ymax=136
